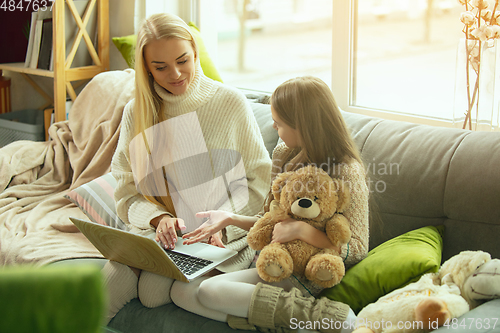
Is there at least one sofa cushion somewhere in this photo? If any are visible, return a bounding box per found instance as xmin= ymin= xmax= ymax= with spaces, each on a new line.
xmin=111 ymin=34 xmax=136 ymax=69
xmin=434 ymin=299 xmax=500 ymax=332
xmin=64 ymin=172 xmax=128 ymax=230
xmin=249 ymin=101 xmax=279 ymax=157
xmin=319 ymin=225 xmax=444 ymax=314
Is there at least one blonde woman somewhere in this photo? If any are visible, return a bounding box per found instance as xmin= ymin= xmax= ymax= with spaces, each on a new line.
xmin=105 ymin=13 xmax=272 ymax=322
xmin=175 ymin=76 xmax=369 ymax=332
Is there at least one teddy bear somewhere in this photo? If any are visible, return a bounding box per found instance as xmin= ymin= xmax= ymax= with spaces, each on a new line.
xmin=246 ymin=165 xmax=352 ymax=289
xmin=352 ymin=250 xmax=500 ymax=333
xmin=436 ymin=250 xmax=500 ymax=310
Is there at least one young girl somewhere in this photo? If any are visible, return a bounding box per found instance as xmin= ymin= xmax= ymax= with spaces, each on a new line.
xmin=173 ymin=76 xmax=369 ymax=332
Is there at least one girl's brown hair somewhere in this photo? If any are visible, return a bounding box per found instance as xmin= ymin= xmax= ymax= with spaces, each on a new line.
xmin=271 ymin=76 xmax=362 ymax=171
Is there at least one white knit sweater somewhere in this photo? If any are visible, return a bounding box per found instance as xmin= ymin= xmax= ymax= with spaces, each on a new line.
xmin=111 ymin=66 xmax=272 ymax=272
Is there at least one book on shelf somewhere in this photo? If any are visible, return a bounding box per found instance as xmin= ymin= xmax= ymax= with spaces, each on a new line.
xmin=37 ymin=19 xmax=53 ymax=70
xmin=24 ymin=12 xmax=38 ymax=67
xmin=24 ymin=0 xmax=97 ymax=71
xmin=28 ymin=14 xmax=43 ymax=68
xmin=27 ymin=7 xmax=52 ymax=69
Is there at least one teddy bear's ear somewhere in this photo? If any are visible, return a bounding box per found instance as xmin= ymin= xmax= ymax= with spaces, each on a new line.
xmin=334 ymin=179 xmax=351 ymax=213
xmin=271 ymin=171 xmax=294 ymax=201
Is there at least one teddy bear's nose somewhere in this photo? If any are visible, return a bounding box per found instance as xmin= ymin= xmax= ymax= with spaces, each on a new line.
xmin=298 ymin=198 xmax=313 ymax=208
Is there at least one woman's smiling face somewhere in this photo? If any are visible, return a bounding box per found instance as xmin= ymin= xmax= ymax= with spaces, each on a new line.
xmin=144 ymin=38 xmax=196 ymax=95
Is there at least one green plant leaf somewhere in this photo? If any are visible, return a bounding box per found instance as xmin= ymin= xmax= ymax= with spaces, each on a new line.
xmin=23 ymin=19 xmax=30 ymax=40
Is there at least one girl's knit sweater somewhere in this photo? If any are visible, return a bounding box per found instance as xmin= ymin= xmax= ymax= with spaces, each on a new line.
xmin=268 ymin=142 xmax=370 ymax=269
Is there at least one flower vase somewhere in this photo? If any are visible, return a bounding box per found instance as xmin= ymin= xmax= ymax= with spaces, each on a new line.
xmin=453 ymin=38 xmax=500 ymax=131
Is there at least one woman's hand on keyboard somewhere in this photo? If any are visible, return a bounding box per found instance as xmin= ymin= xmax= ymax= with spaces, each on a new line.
xmin=154 ymin=216 xmax=186 ymax=250
xmin=182 ymin=210 xmax=232 ymax=245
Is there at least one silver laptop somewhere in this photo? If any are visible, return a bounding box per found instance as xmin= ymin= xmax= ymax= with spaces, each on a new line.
xmin=70 ymin=217 xmax=237 ymax=282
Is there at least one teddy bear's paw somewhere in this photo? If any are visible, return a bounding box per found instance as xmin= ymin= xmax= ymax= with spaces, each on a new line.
xmin=315 ymin=269 xmax=333 ymax=281
xmin=265 ymin=263 xmax=284 ymax=277
xmin=305 ymin=254 xmax=345 ymax=288
xmin=255 ymin=245 xmax=294 ymax=282
xmin=256 ymin=261 xmax=292 ymax=282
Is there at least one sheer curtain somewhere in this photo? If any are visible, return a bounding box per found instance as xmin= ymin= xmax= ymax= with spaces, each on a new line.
xmin=134 ymin=0 xmax=198 ymax=30
xmin=135 ymin=0 xmax=146 ymax=32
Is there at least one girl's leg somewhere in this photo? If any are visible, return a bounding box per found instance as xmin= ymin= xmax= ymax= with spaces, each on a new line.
xmin=197 ymin=268 xmax=294 ymax=318
xmin=173 ymin=267 xmax=356 ymax=333
xmin=248 ymin=283 xmax=353 ymax=333
xmin=171 ymin=268 xmax=292 ymax=321
xmin=170 ymin=277 xmax=228 ymax=322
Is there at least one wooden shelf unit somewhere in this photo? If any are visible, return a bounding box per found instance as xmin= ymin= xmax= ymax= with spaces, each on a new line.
xmin=0 ymin=0 xmax=109 ymax=123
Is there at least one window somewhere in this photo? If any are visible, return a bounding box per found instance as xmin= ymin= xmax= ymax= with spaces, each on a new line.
xmin=202 ymin=0 xmax=334 ymax=93
xmin=190 ymin=0 xmax=480 ymax=127
xmin=333 ymin=0 xmax=465 ymax=126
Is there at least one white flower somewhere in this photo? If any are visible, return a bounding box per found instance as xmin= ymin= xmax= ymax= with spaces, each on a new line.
xmin=487 ymin=25 xmax=500 ymax=38
xmin=481 ymin=9 xmax=492 ymax=21
xmin=472 ymin=0 xmax=489 ymax=10
xmin=482 ymin=10 xmax=500 ymax=24
xmin=461 ymin=11 xmax=477 ymax=26
xmin=471 ymin=25 xmax=491 ymax=41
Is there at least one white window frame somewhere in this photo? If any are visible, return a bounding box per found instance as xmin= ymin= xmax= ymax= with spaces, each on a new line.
xmin=331 ymin=0 xmax=455 ymax=128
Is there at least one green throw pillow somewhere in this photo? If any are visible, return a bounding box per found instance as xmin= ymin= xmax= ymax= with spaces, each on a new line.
xmin=187 ymin=22 xmax=223 ymax=82
xmin=111 ymin=22 xmax=223 ymax=82
xmin=319 ymin=225 xmax=444 ymax=314
xmin=112 ymin=34 xmax=136 ymax=69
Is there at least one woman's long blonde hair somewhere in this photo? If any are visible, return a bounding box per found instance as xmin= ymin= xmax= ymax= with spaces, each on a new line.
xmin=133 ymin=13 xmax=198 ymax=138
xmin=130 ymin=14 xmax=198 ymax=211
xmin=271 ymin=76 xmax=362 ymax=171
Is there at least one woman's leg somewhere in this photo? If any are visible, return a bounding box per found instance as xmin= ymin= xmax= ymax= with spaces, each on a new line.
xmin=101 ymin=261 xmax=139 ymax=324
xmin=137 ymin=270 xmax=175 ymax=308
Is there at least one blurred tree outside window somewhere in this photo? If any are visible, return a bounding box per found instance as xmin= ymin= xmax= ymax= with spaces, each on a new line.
xmin=206 ymin=0 xmax=465 ymax=122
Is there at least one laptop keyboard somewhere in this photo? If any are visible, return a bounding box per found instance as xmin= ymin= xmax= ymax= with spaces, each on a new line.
xmin=166 ymin=251 xmax=213 ymax=276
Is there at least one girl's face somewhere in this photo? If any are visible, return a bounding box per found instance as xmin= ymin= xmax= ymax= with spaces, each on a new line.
xmin=271 ymin=106 xmax=301 ymax=148
xmin=144 ymin=38 xmax=196 ymax=95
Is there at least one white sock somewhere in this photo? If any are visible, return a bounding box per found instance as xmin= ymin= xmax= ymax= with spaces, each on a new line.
xmin=138 ymin=270 xmax=174 ymax=308
xmin=101 ymin=261 xmax=138 ymax=324
xmin=340 ymin=308 xmax=357 ymax=333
